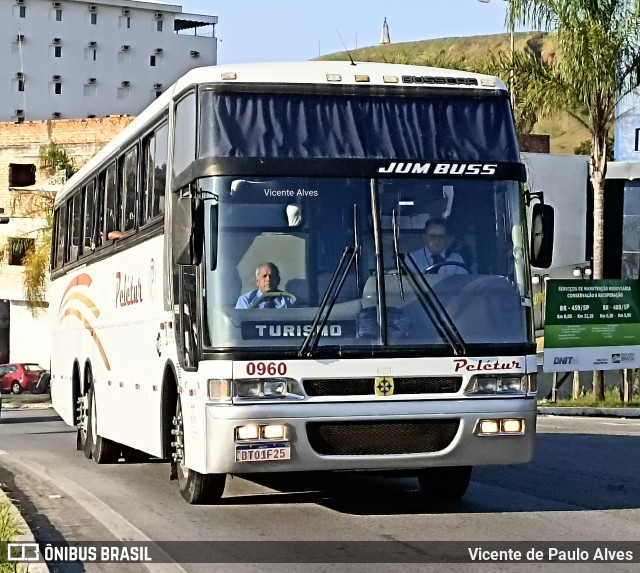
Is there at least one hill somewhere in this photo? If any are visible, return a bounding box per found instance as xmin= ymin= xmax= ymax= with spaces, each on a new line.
xmin=317 ymin=32 xmax=590 ymax=155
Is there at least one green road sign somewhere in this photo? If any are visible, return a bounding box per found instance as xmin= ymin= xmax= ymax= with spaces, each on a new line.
xmin=543 ymin=279 xmax=640 ymax=372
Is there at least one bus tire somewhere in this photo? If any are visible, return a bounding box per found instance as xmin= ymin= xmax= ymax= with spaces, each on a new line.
xmin=86 ymin=383 xmax=120 ymax=464
xmin=79 ymin=387 xmax=94 ymax=459
xmin=174 ymin=398 xmax=225 ymax=504
xmin=417 ymin=466 xmax=472 ymax=500
xmin=92 ymin=434 xmax=120 ymax=464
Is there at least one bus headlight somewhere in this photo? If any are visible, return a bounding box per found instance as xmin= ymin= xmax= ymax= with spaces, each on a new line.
xmin=465 ymin=375 xmax=528 ymax=395
xmin=234 ymin=378 xmax=304 ymax=400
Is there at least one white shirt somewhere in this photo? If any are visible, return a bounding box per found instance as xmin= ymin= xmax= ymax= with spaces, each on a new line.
xmin=407 ymin=247 xmax=468 ymax=275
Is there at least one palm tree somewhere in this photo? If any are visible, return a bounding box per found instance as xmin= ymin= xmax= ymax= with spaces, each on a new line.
xmin=507 ymin=0 xmax=640 ymax=400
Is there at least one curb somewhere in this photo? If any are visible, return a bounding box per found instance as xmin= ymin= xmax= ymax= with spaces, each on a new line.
xmin=2 ymin=402 xmax=52 ymax=411
xmin=0 ymin=488 xmax=49 ymax=573
xmin=538 ymin=406 xmax=640 ymax=418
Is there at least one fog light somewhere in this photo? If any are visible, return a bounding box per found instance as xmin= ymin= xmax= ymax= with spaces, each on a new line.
xmin=502 ymin=419 xmax=524 ymax=433
xmin=236 ymin=425 xmax=260 ymax=440
xmin=263 ymin=424 xmax=286 ymax=439
xmin=479 ymin=419 xmax=500 ymax=434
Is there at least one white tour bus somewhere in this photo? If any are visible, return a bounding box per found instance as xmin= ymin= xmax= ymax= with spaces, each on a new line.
xmin=50 ymin=61 xmax=553 ymax=504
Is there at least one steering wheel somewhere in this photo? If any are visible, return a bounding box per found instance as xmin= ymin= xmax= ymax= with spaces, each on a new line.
xmin=424 ymin=261 xmax=472 ymax=274
xmin=250 ymin=291 xmax=297 ymax=308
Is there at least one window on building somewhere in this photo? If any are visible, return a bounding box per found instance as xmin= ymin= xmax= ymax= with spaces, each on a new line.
xmin=156 ymin=20 xmax=163 ymax=32
xmin=17 ymin=79 xmax=24 ymax=92
xmin=54 ymin=45 xmax=62 ymax=57
xmin=91 ymin=12 xmax=97 ymax=25
xmin=54 ymin=82 xmax=62 ymax=95
xmin=19 ymin=6 xmax=26 ymax=17
xmin=149 ymin=55 xmax=156 ymax=66
xmin=55 ymin=9 xmax=62 ymax=21
xmin=7 ymin=237 xmax=35 ymax=266
xmin=155 ymin=90 xmax=162 ymax=99
xmin=8 ymin=163 xmax=36 ymax=187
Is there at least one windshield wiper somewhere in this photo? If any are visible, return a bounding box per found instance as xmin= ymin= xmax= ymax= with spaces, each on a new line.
xmin=401 ymin=253 xmax=467 ymax=355
xmin=298 ymin=246 xmax=357 ymax=357
xmin=392 ymin=210 xmax=405 ymax=304
xmin=298 ymin=209 xmax=360 ymax=357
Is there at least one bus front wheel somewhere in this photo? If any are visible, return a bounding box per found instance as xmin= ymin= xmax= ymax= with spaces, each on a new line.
xmin=173 ymin=399 xmax=225 ymax=504
xmin=417 ymin=466 xmax=472 ymax=500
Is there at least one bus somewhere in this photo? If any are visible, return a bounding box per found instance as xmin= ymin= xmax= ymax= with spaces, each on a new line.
xmin=50 ymin=61 xmax=553 ymax=504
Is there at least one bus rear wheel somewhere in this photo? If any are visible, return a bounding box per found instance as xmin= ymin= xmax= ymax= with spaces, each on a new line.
xmin=86 ymin=384 xmax=120 ymax=464
xmin=417 ymin=466 xmax=472 ymax=500
xmin=173 ymin=399 xmax=225 ymax=504
xmin=77 ymin=391 xmax=93 ymax=459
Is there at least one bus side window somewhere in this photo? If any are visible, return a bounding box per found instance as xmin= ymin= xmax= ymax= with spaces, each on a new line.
xmin=153 ymin=123 xmax=168 ymax=218
xmin=81 ymin=180 xmax=95 ymax=254
xmin=104 ymin=162 xmax=118 ymax=238
xmin=93 ymin=174 xmax=105 ymax=249
xmin=122 ymin=145 xmax=138 ymax=234
xmin=66 ymin=194 xmax=82 ymax=263
xmin=53 ymin=207 xmax=65 ymax=269
xmin=141 ymin=123 xmax=168 ymax=227
xmin=141 ymin=133 xmax=154 ymax=226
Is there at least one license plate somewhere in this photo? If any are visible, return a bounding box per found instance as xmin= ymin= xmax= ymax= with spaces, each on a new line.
xmin=236 ymin=443 xmax=291 ymax=463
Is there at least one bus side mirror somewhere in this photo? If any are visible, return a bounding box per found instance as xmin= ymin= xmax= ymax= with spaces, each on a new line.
xmin=172 ymin=190 xmax=203 ymax=266
xmin=530 ymin=202 xmax=554 ymax=268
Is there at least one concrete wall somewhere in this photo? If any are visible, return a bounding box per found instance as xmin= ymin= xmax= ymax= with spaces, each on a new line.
xmin=0 ymin=115 xmax=135 ymax=366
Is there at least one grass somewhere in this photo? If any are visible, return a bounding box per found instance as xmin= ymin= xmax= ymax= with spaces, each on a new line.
xmin=0 ymin=500 xmax=21 ymax=572
xmin=539 ymin=387 xmax=640 ymax=408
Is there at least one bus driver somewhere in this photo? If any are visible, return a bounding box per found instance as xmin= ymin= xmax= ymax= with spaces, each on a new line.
xmin=235 ymin=262 xmax=296 ymax=309
xmin=408 ymin=218 xmax=469 ymax=275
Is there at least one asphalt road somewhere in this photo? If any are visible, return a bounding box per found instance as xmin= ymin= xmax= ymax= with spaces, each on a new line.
xmin=2 ymin=408 xmax=640 ymax=572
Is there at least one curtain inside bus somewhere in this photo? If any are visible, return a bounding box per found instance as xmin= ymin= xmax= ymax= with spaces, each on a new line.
xmin=198 ymin=91 xmax=519 ymax=162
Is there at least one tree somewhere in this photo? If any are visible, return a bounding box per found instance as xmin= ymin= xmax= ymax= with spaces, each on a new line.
xmin=15 ymin=144 xmax=78 ymax=315
xmin=507 ymin=0 xmax=640 ymax=400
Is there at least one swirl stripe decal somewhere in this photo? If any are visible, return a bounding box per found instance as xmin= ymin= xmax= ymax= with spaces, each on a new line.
xmin=61 ymin=308 xmax=111 ymax=371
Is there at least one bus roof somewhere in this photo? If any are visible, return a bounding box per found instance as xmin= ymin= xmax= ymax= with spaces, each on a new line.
xmin=55 ymin=61 xmax=507 ymax=207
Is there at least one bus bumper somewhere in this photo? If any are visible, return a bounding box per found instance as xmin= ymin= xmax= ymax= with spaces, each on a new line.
xmin=202 ymin=398 xmax=537 ymax=475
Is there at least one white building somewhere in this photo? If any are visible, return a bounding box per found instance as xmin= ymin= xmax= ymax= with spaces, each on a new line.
xmin=1 ymin=0 xmax=217 ymax=122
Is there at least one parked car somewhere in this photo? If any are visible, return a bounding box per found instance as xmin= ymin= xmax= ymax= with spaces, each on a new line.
xmin=0 ymin=363 xmax=47 ymax=394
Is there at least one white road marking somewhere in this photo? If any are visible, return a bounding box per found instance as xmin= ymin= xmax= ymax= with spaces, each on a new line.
xmin=6 ymin=456 xmax=187 ymax=573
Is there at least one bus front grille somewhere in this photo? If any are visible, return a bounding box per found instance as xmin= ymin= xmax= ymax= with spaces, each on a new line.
xmin=306 ymin=420 xmax=460 ymax=455
xmin=302 ymin=377 xmax=462 ymax=397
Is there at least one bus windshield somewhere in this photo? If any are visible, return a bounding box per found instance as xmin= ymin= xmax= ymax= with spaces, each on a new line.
xmin=201 ymin=175 xmax=530 ymax=353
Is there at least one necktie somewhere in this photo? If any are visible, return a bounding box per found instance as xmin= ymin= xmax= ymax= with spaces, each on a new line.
xmin=432 ymin=254 xmax=444 ymax=265
xmin=263 ymin=297 xmax=276 ymax=308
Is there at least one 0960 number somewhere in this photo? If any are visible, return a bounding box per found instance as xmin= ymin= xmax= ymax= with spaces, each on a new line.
xmin=246 ymin=362 xmax=287 ymax=376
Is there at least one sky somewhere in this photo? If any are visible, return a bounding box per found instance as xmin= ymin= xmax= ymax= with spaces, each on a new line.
xmin=152 ymin=0 xmax=516 ymax=65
